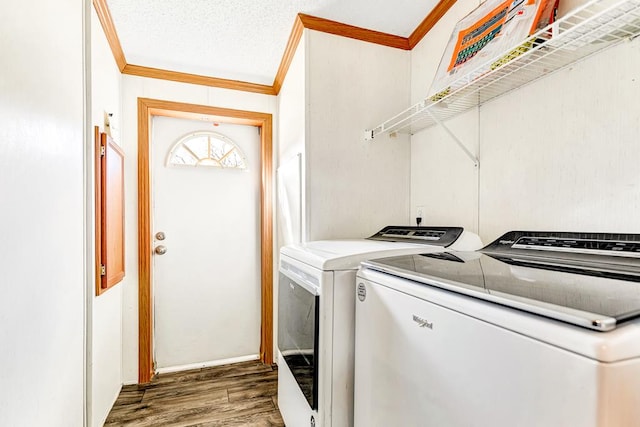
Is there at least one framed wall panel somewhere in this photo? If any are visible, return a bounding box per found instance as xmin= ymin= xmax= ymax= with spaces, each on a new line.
xmin=95 ymin=127 xmax=125 ymax=295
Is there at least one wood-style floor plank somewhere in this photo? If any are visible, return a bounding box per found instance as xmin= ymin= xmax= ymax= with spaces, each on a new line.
xmin=104 ymin=360 xmax=285 ymax=427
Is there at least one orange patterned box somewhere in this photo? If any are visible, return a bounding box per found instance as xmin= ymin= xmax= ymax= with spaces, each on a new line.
xmin=428 ymin=0 xmax=559 ymax=100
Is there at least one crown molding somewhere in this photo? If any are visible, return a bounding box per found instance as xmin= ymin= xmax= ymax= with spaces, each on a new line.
xmin=297 ymin=13 xmax=411 ymax=50
xmin=122 ymin=64 xmax=276 ymax=95
xmin=408 ymin=0 xmax=458 ymax=49
xmin=272 ymin=15 xmax=306 ymax=95
xmin=93 ymin=0 xmax=126 ymax=71
xmin=93 ymin=0 xmax=452 ymax=95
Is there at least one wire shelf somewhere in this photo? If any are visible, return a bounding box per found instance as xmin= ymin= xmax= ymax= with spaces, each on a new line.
xmin=365 ymin=0 xmax=640 ymax=140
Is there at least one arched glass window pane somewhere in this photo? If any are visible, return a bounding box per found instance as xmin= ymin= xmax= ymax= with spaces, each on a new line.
xmin=171 ymin=145 xmax=198 ymax=166
xmin=166 ymin=131 xmax=247 ymax=169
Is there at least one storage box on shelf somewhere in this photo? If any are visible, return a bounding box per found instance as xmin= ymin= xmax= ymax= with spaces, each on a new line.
xmin=365 ymin=0 xmax=640 ymax=141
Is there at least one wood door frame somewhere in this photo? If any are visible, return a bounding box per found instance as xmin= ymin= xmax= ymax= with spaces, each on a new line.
xmin=137 ymin=97 xmax=273 ymax=384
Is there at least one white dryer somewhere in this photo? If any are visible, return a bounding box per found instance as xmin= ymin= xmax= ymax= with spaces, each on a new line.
xmin=354 ymin=231 xmax=640 ymax=427
xmin=277 ymin=226 xmax=483 ymax=427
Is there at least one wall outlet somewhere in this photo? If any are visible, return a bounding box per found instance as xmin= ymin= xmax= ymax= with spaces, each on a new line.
xmin=416 ymin=205 xmax=425 ymax=227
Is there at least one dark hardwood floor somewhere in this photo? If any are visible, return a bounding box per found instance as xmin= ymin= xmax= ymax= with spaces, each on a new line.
xmin=104 ymin=360 xmax=285 ymax=427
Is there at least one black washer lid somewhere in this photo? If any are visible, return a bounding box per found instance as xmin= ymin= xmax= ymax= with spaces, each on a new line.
xmin=368 ymin=226 xmax=464 ymax=247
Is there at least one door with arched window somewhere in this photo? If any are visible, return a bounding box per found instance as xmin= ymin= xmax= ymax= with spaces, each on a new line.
xmin=151 ymin=116 xmax=261 ymax=372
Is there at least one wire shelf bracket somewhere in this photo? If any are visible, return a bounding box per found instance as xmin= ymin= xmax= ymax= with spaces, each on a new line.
xmin=426 ymin=110 xmax=479 ymax=167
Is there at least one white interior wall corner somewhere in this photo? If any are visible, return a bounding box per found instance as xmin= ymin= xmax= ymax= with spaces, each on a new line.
xmin=409 ymin=0 xmax=481 ymax=235
xmin=410 ymin=109 xmax=480 ymax=233
xmin=91 ymin=5 xmax=125 ymax=426
xmin=276 ymin=30 xmax=308 ymax=360
xmin=306 ymin=30 xmax=411 ymax=240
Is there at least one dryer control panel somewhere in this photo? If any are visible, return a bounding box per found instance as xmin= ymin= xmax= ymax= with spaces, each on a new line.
xmin=368 ymin=226 xmax=464 ymax=247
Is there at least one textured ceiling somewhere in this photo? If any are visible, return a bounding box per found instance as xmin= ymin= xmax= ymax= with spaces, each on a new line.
xmin=106 ymin=0 xmax=439 ymax=85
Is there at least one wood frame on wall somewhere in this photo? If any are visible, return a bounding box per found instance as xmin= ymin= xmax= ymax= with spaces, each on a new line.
xmin=95 ymin=126 xmax=126 ymax=296
xmin=137 ymin=98 xmax=273 ymax=384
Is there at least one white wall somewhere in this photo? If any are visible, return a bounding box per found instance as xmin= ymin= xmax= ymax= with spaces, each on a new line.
xmin=410 ymin=108 xmax=479 ymax=232
xmin=277 ymin=32 xmax=308 ymax=247
xmin=278 ymin=33 xmax=308 ymax=163
xmin=120 ymin=76 xmax=276 ymax=383
xmin=479 ymin=39 xmax=640 ymax=240
xmin=306 ymin=30 xmax=412 ymax=240
xmin=0 ymin=1 xmax=86 ymax=426
xmin=276 ymin=32 xmax=413 ymax=236
xmin=410 ymin=0 xmax=481 ymax=234
xmin=91 ymin=6 xmax=124 ymax=426
xmin=275 ymin=32 xmax=308 ymax=361
xmin=410 ymin=0 xmax=640 ymax=243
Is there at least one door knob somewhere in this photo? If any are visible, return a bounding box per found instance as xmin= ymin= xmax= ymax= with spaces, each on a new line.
xmin=155 ymin=245 xmax=167 ymax=255
xmin=155 ymin=231 xmax=166 ymax=240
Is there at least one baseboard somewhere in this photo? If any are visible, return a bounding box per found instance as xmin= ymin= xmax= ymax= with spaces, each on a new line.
xmin=156 ymin=354 xmax=260 ymax=375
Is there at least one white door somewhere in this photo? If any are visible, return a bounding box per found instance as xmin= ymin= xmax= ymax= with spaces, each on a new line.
xmin=151 ymin=116 xmax=261 ymax=371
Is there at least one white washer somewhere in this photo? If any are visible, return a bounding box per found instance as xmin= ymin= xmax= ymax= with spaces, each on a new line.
xmin=277 ymin=226 xmax=483 ymax=427
xmin=354 ymin=231 xmax=640 ymax=427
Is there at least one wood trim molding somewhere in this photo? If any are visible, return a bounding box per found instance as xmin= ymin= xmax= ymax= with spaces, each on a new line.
xmin=137 ymin=98 xmax=274 ymax=383
xmin=137 ymin=99 xmax=153 ymax=383
xmin=298 ymin=13 xmax=410 ymax=50
xmin=92 ymin=0 xmax=127 ymax=71
xmin=272 ymin=15 xmax=305 ymax=95
xmin=259 ymin=114 xmax=274 ymax=365
xmin=123 ymin=64 xmax=276 ymax=96
xmin=94 ymin=126 xmax=103 ymax=296
xmin=408 ymin=0 xmax=458 ymax=49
